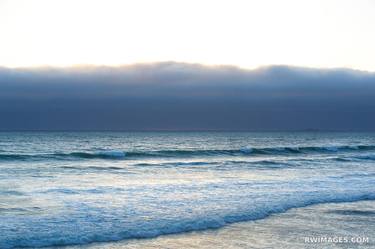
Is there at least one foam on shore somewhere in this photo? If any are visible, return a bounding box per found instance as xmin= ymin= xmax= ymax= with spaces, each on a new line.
xmin=62 ymin=200 xmax=375 ymax=249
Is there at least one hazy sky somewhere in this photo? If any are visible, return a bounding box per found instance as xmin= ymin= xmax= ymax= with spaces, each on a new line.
xmin=1 ymin=1 xmax=375 ymax=131
xmin=1 ymin=63 xmax=375 ymax=131
xmin=1 ymin=0 xmax=375 ymax=70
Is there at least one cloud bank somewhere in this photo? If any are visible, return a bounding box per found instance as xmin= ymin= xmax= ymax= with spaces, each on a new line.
xmin=0 ymin=62 xmax=374 ymax=131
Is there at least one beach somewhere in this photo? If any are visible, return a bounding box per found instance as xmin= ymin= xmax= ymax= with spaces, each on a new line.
xmin=63 ymin=200 xmax=374 ymax=249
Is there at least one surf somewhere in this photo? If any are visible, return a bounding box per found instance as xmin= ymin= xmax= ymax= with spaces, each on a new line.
xmin=1 ymin=145 xmax=375 ymax=161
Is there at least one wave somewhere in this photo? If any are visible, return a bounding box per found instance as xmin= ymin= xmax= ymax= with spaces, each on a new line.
xmin=0 ymin=145 xmax=374 ymax=161
xmin=60 ymin=165 xmax=130 ymax=171
xmin=2 ymin=192 xmax=374 ymax=248
xmin=0 ymin=150 xmax=127 ymax=161
xmin=334 ymin=154 xmax=375 ymax=162
xmin=352 ymin=155 xmax=375 ymax=161
xmin=68 ymin=150 xmax=126 ymax=159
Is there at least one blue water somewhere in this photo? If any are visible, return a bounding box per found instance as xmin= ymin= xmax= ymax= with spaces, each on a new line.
xmin=0 ymin=132 xmax=374 ymax=248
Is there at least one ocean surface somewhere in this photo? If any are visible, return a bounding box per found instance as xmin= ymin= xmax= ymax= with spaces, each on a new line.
xmin=0 ymin=132 xmax=374 ymax=248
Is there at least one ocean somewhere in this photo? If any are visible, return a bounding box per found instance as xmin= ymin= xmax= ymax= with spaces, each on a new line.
xmin=0 ymin=132 xmax=374 ymax=248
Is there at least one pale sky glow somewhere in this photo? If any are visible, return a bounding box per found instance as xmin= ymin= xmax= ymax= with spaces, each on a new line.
xmin=0 ymin=0 xmax=374 ymax=70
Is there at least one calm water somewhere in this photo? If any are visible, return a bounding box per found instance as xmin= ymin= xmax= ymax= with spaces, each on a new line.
xmin=0 ymin=132 xmax=374 ymax=248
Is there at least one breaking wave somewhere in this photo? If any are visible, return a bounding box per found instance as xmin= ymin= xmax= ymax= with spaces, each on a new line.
xmin=1 ymin=145 xmax=375 ymax=161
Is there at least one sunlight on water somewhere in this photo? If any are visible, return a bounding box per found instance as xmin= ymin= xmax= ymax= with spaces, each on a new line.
xmin=0 ymin=132 xmax=375 ymax=248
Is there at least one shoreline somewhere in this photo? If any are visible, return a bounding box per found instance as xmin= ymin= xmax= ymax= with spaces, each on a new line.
xmin=57 ymin=200 xmax=375 ymax=249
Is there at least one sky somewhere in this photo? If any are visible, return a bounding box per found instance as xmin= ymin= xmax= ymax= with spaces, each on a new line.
xmin=0 ymin=1 xmax=375 ymax=131
xmin=1 ymin=63 xmax=375 ymax=131
xmin=0 ymin=0 xmax=375 ymax=71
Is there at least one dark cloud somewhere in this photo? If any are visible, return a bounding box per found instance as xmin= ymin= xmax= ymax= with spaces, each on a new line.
xmin=0 ymin=62 xmax=374 ymax=131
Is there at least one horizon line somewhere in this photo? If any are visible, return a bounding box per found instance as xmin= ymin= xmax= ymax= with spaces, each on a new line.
xmin=1 ymin=61 xmax=374 ymax=74
xmin=0 ymin=129 xmax=374 ymax=133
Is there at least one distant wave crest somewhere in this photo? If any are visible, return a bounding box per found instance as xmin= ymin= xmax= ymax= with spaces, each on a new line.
xmin=0 ymin=145 xmax=375 ymax=161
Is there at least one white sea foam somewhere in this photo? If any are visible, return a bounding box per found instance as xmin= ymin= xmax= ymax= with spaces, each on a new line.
xmin=1 ymin=132 xmax=375 ymax=248
xmin=240 ymin=147 xmax=253 ymax=154
xmin=1 ymin=172 xmax=374 ymax=248
xmin=324 ymin=146 xmax=339 ymax=152
xmin=348 ymin=145 xmax=359 ymax=150
xmin=96 ymin=150 xmax=126 ymax=158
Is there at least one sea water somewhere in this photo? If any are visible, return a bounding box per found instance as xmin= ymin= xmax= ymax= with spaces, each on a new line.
xmin=0 ymin=132 xmax=374 ymax=248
